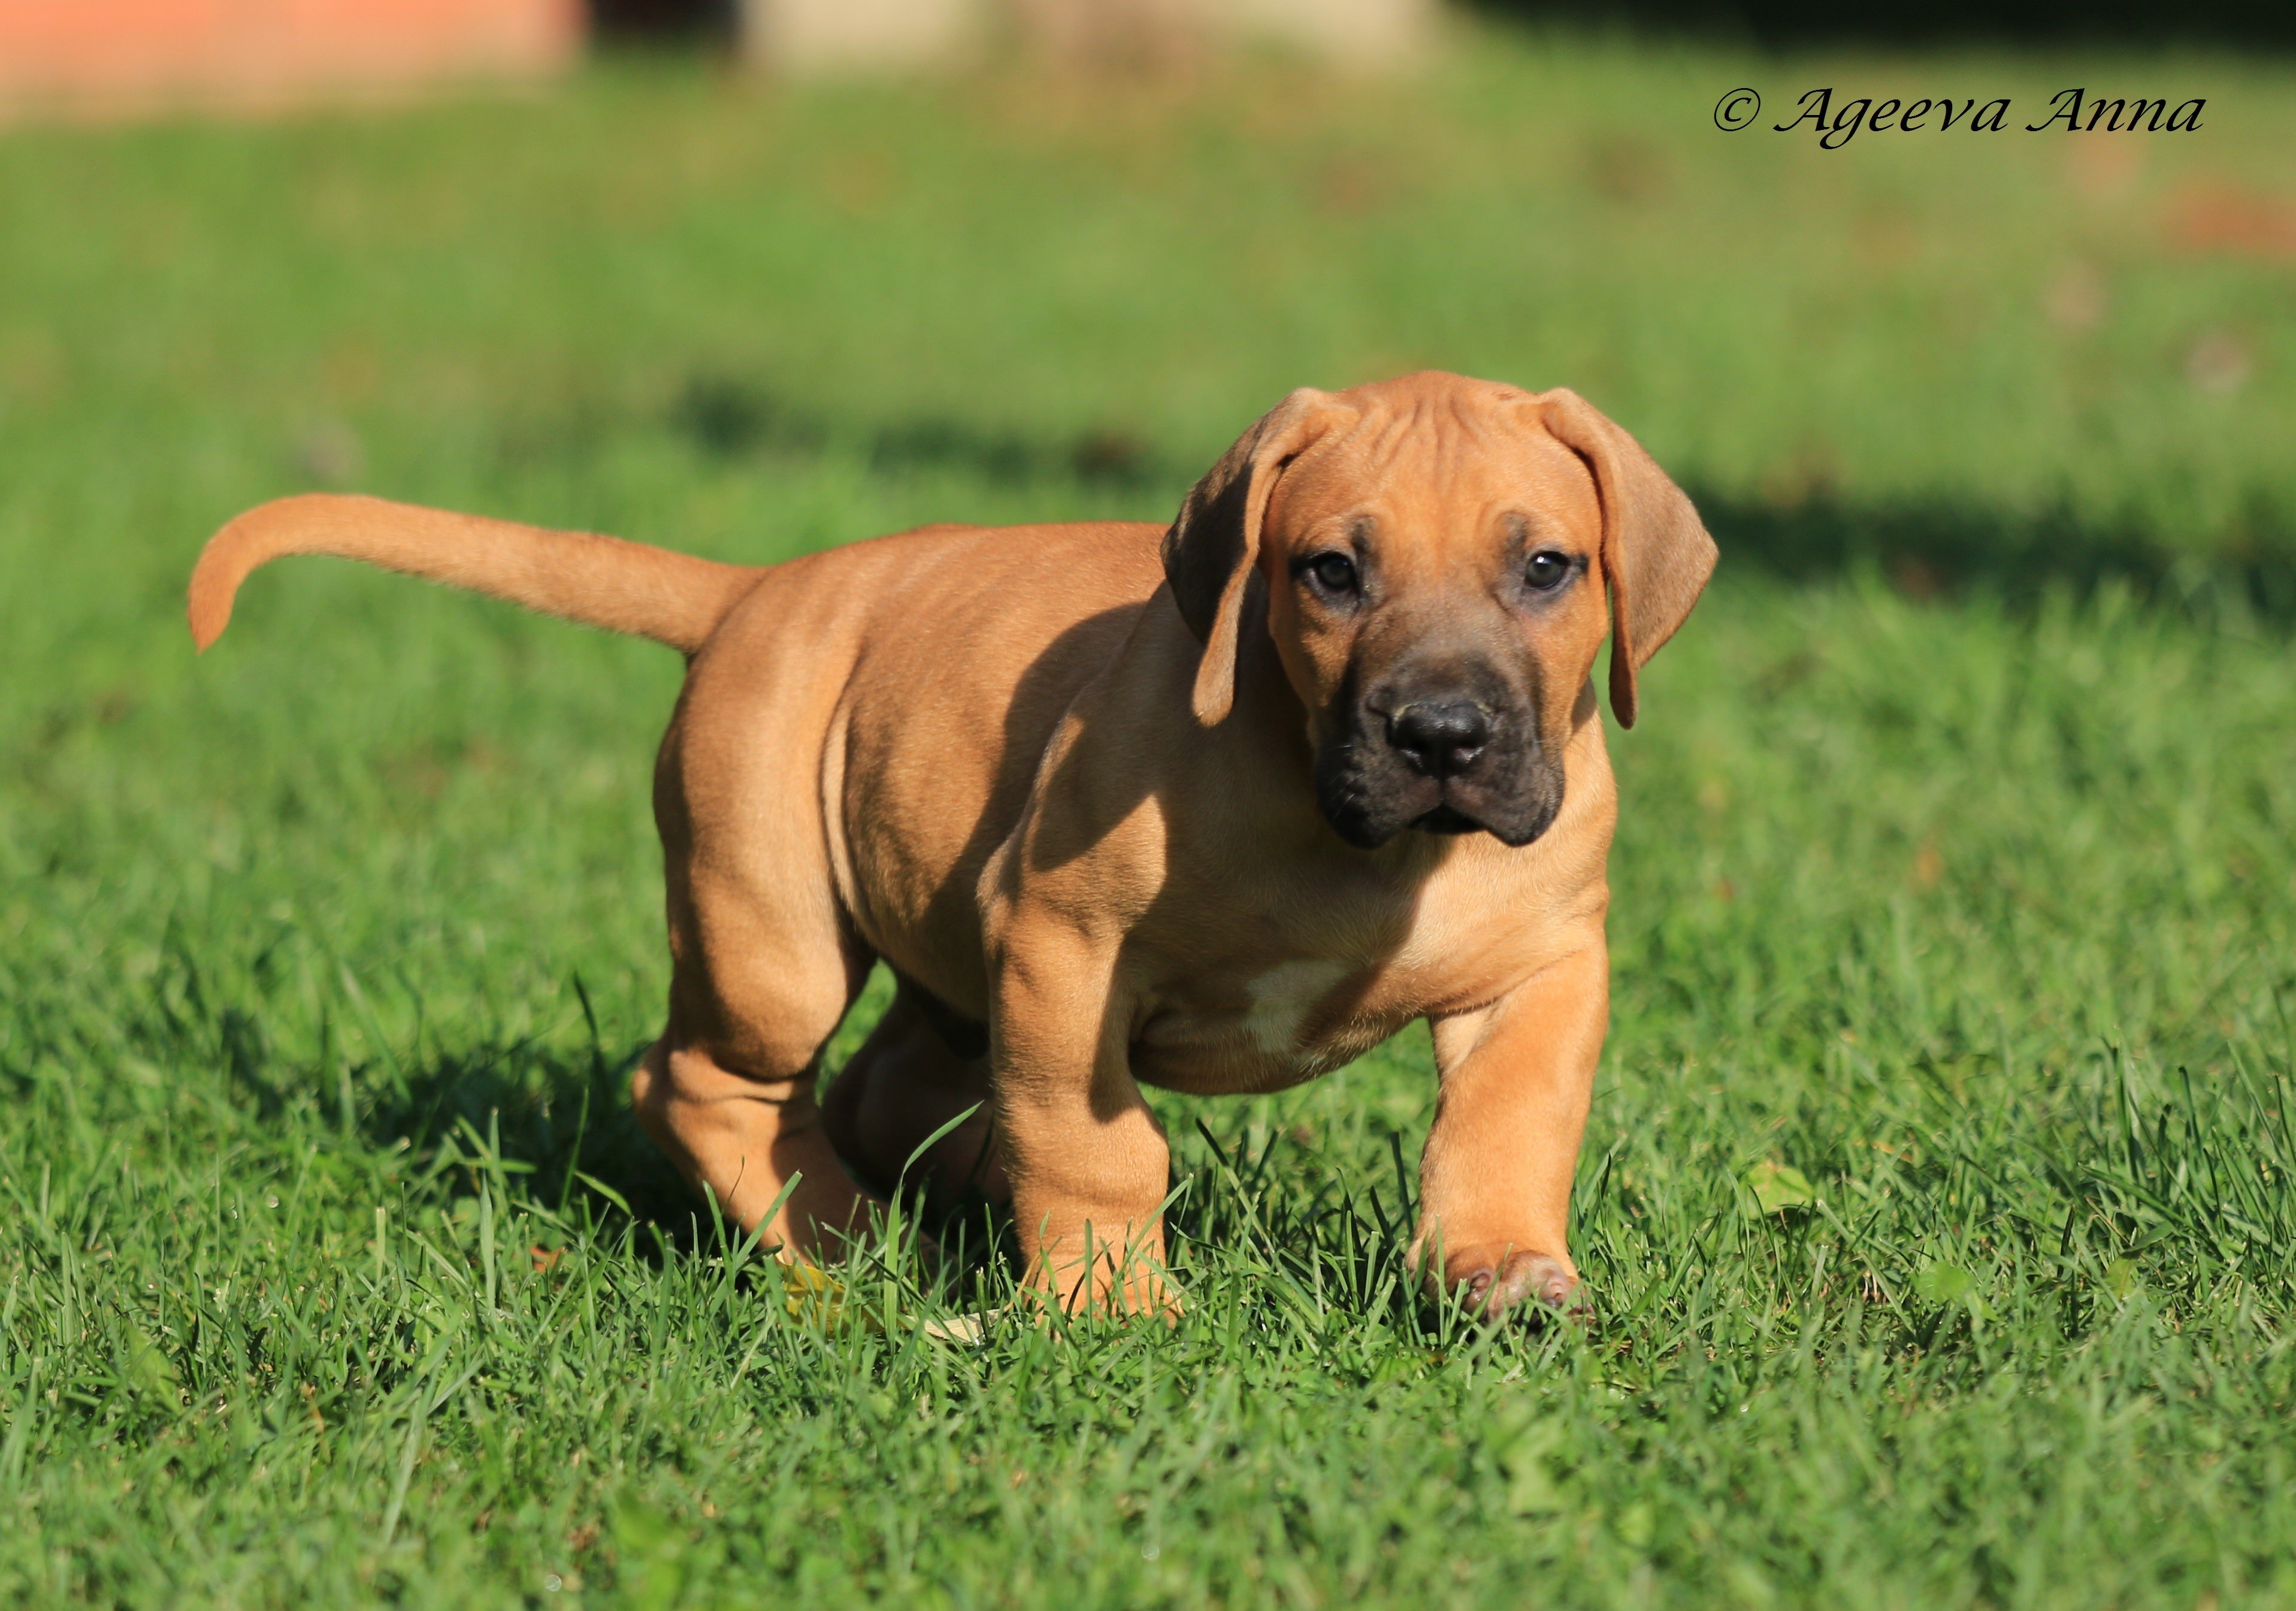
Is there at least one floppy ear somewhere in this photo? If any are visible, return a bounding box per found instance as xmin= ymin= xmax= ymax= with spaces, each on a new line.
xmin=1163 ymin=388 xmax=1351 ymax=726
xmin=1536 ymin=389 xmax=1716 ymax=729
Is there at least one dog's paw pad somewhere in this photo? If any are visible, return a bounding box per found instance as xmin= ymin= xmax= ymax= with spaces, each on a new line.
xmin=1449 ymin=1251 xmax=1589 ymax=1324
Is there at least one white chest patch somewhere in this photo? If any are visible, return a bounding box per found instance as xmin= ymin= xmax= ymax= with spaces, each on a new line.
xmin=1238 ymin=960 xmax=1353 ymax=1056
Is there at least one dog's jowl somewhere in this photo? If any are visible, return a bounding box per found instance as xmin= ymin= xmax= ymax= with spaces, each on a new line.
xmin=188 ymin=371 xmax=1715 ymax=1319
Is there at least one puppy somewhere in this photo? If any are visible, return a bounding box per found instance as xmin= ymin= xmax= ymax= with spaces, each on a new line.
xmin=190 ymin=371 xmax=1714 ymax=1317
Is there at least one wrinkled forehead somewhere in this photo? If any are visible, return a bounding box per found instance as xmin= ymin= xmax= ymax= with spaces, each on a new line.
xmin=1269 ymin=395 xmax=1603 ymax=558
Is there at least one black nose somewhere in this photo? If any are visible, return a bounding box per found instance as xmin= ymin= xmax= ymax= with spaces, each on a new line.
xmin=1387 ymin=699 xmax=1491 ymax=779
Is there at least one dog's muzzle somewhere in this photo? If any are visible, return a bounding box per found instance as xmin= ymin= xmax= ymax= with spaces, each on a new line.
xmin=1315 ymin=684 xmax=1562 ymax=851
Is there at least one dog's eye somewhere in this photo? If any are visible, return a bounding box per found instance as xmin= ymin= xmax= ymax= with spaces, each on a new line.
xmin=1306 ymin=552 xmax=1360 ymax=594
xmin=1524 ymin=550 xmax=1572 ymax=592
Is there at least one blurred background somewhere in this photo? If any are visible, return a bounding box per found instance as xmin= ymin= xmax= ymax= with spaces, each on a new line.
xmin=3 ymin=1 xmax=2288 ymax=630
xmin=5 ymin=0 xmax=2294 ymax=113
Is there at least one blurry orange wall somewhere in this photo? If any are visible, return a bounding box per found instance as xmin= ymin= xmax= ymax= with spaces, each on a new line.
xmin=0 ymin=0 xmax=582 ymax=116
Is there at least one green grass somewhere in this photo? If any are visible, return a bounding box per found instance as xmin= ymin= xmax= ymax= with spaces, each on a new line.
xmin=3 ymin=25 xmax=2294 ymax=1609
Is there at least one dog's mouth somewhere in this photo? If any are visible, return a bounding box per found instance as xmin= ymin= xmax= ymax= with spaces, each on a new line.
xmin=1409 ymin=802 xmax=1486 ymax=836
xmin=1319 ymin=767 xmax=1562 ymax=851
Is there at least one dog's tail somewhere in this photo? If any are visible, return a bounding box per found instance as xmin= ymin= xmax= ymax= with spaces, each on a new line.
xmin=188 ymin=493 xmax=761 ymax=655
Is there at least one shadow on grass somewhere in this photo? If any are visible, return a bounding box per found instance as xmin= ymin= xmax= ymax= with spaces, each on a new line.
xmin=339 ymin=1008 xmax=1462 ymax=1323
xmin=494 ymin=372 xmax=2296 ymax=625
xmin=1464 ymin=0 xmax=2296 ymax=49
xmin=668 ymin=376 xmax=1166 ymax=495
xmin=1693 ymin=488 xmax=2296 ymax=625
xmin=349 ymin=1008 xmax=1017 ymax=1277
xmin=352 ymin=1030 xmax=699 ymax=1249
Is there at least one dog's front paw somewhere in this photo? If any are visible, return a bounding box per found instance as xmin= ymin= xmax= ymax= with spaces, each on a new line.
xmin=1431 ymin=1247 xmax=1587 ymax=1323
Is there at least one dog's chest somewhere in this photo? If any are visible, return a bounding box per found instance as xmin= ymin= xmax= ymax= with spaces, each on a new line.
xmin=1126 ymin=849 xmax=1580 ymax=1095
xmin=1237 ymin=959 xmax=1350 ymax=1046
xmin=1133 ymin=957 xmax=1402 ymax=1095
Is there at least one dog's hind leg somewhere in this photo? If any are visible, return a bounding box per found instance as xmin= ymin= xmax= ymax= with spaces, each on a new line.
xmin=628 ymin=684 xmax=876 ymax=1265
xmin=631 ymin=1025 xmax=869 ymax=1264
xmin=821 ymin=977 xmax=1006 ymax=1218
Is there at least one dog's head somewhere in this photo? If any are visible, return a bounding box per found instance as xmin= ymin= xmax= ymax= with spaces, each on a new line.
xmin=1163 ymin=372 xmax=1715 ymax=850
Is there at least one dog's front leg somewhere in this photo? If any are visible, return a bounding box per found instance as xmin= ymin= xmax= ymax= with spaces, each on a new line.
xmin=1413 ymin=942 xmax=1609 ymax=1319
xmin=988 ymin=920 xmax=1172 ymax=1316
